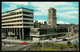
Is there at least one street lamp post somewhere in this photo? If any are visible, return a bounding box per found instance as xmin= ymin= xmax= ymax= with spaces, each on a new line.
xmin=42 ymin=36 xmax=44 ymax=51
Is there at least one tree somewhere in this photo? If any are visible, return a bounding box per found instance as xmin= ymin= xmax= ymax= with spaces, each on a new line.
xmin=67 ymin=41 xmax=71 ymax=46
xmin=60 ymin=45 xmax=64 ymax=50
xmin=37 ymin=42 xmax=41 ymax=45
xmin=35 ymin=21 xmax=38 ymax=24
xmin=55 ymin=35 xmax=58 ymax=38
xmin=74 ymin=44 xmax=78 ymax=51
xmin=44 ymin=21 xmax=47 ymax=24
xmin=67 ymin=41 xmax=71 ymax=51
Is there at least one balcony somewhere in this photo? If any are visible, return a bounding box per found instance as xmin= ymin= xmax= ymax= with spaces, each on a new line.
xmin=2 ymin=26 xmax=23 ymax=28
xmin=2 ymin=26 xmax=34 ymax=28
xmin=2 ymin=14 xmax=23 ymax=19
xmin=2 ymin=8 xmax=22 ymax=16
xmin=23 ymin=18 xmax=33 ymax=20
xmin=23 ymin=9 xmax=33 ymax=13
xmin=2 ymin=18 xmax=23 ymax=22
xmin=23 ymin=22 xmax=34 ymax=24
xmin=23 ymin=14 xmax=33 ymax=17
xmin=2 ymin=22 xmax=23 ymax=25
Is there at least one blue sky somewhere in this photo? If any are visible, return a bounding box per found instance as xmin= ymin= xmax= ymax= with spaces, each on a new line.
xmin=2 ymin=2 xmax=79 ymax=24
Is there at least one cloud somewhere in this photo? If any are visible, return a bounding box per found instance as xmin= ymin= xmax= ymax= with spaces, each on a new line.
xmin=31 ymin=2 xmax=73 ymax=8
xmin=2 ymin=4 xmax=17 ymax=12
xmin=31 ymin=2 xmax=78 ymax=19
xmin=30 ymin=2 xmax=79 ymax=20
xmin=57 ymin=12 xmax=77 ymax=18
xmin=2 ymin=2 xmax=29 ymax=6
xmin=34 ymin=11 xmax=48 ymax=15
xmin=65 ymin=11 xmax=79 ymax=14
xmin=2 ymin=2 xmax=79 ymax=24
xmin=2 ymin=2 xmax=29 ymax=12
xmin=57 ymin=21 xmax=69 ymax=24
xmin=55 ymin=7 xmax=78 ymax=11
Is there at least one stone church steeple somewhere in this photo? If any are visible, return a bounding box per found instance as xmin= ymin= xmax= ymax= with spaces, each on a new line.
xmin=48 ymin=7 xmax=57 ymax=28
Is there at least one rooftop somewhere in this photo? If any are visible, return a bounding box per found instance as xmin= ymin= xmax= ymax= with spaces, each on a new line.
xmin=48 ymin=7 xmax=56 ymax=11
xmin=2 ymin=7 xmax=33 ymax=14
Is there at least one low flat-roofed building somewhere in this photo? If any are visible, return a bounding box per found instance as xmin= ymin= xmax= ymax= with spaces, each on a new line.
xmin=57 ymin=24 xmax=79 ymax=33
xmin=30 ymin=28 xmax=66 ymax=40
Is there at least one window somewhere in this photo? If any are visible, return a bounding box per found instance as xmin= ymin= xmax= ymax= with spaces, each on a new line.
xmin=20 ymin=12 xmax=22 ymax=14
xmin=14 ymin=24 xmax=17 ymax=26
xmin=23 ymin=16 xmax=33 ymax=19
xmin=30 ymin=32 xmax=39 ymax=35
xmin=17 ymin=24 xmax=19 ymax=26
xmin=23 ymin=20 xmax=33 ymax=22
xmin=18 ymin=24 xmax=20 ymax=26
xmin=23 ymin=12 xmax=32 ymax=15
xmin=20 ymin=16 xmax=22 ymax=18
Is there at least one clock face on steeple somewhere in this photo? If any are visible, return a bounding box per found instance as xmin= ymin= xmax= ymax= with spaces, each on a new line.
xmin=49 ymin=21 xmax=51 ymax=24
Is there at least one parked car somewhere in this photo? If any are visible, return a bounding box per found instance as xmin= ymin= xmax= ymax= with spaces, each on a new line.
xmin=63 ymin=38 xmax=67 ymax=41
xmin=21 ymin=41 xmax=28 ymax=44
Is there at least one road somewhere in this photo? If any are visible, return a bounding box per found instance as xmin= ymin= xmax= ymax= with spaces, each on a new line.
xmin=2 ymin=43 xmax=34 ymax=51
xmin=2 ymin=35 xmax=79 ymax=51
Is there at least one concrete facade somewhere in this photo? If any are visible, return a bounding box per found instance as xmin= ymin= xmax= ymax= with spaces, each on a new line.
xmin=1 ymin=8 xmax=34 ymax=39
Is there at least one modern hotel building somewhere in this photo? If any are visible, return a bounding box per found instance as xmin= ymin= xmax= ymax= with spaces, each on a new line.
xmin=1 ymin=8 xmax=34 ymax=39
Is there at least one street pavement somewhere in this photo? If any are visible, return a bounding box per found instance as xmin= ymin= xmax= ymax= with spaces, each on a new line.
xmin=2 ymin=43 xmax=34 ymax=51
xmin=2 ymin=34 xmax=79 ymax=51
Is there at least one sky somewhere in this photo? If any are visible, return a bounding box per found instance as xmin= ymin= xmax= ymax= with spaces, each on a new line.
xmin=2 ymin=2 xmax=79 ymax=24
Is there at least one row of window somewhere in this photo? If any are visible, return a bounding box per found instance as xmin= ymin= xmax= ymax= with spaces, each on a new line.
xmin=2 ymin=20 xmax=33 ymax=23
xmin=23 ymin=16 xmax=33 ymax=19
xmin=2 ymin=24 xmax=22 ymax=26
xmin=23 ymin=20 xmax=33 ymax=22
xmin=2 ymin=12 xmax=22 ymax=17
xmin=23 ymin=24 xmax=34 ymax=26
xmin=2 ymin=16 xmax=33 ymax=20
xmin=2 ymin=16 xmax=22 ymax=20
xmin=2 ymin=20 xmax=22 ymax=23
xmin=23 ymin=12 xmax=33 ymax=15
xmin=2 ymin=12 xmax=33 ymax=17
xmin=2 ymin=24 xmax=33 ymax=26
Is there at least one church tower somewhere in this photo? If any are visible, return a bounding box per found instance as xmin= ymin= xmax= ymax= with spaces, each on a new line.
xmin=48 ymin=7 xmax=57 ymax=28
